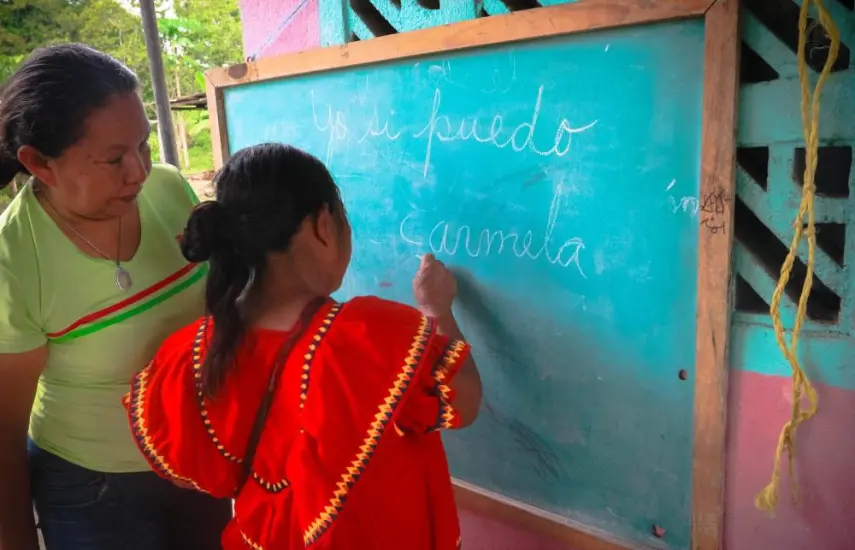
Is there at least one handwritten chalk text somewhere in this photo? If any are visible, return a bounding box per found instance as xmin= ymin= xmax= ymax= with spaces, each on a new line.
xmin=399 ymin=186 xmax=586 ymax=277
xmin=310 ymin=86 xmax=597 ymax=175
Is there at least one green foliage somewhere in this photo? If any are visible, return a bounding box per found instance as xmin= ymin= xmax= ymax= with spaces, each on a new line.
xmin=149 ymin=109 xmax=215 ymax=172
xmin=0 ymin=0 xmax=242 ymax=178
xmin=0 ymin=53 xmax=24 ymax=84
xmin=1 ymin=0 xmax=153 ymax=96
xmin=0 ymin=0 xmax=70 ymax=55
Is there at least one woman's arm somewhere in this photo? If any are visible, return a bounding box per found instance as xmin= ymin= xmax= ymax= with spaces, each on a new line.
xmin=0 ymin=347 xmax=47 ymax=550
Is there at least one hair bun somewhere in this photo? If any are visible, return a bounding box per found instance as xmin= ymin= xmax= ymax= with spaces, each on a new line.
xmin=180 ymin=202 xmax=229 ymax=263
xmin=0 ymin=143 xmax=24 ymax=191
xmin=0 ymin=160 xmax=22 ymax=191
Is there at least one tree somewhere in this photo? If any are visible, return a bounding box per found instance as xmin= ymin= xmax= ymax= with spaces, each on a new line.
xmin=157 ymin=0 xmax=243 ymax=171
xmin=0 ymin=54 xmax=24 ymax=85
xmin=173 ymin=0 xmax=242 ymax=73
xmin=0 ymin=0 xmax=153 ymax=105
xmin=0 ymin=0 xmax=243 ymax=174
xmin=69 ymin=0 xmax=156 ymax=110
xmin=0 ymin=0 xmax=74 ymax=56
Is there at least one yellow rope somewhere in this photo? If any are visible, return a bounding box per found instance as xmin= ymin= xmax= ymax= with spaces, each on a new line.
xmin=755 ymin=0 xmax=840 ymax=514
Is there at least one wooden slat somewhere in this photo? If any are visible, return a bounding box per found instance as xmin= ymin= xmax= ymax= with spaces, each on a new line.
xmin=453 ymin=481 xmax=646 ymax=550
xmin=204 ymin=78 xmax=229 ymax=169
xmin=692 ymin=1 xmax=740 ymax=549
xmin=206 ymin=0 xmax=714 ymax=89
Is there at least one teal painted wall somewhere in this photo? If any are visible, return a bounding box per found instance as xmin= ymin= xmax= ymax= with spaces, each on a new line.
xmin=730 ymin=1 xmax=854 ymax=384
xmin=726 ymin=3 xmax=855 ymax=549
xmin=313 ymin=0 xmax=853 ymax=374
xmin=223 ymin=21 xmax=707 ymax=547
xmin=239 ymin=0 xmax=855 ymax=548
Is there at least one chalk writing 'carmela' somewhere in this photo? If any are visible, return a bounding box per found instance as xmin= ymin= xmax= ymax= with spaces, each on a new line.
xmin=310 ymin=86 xmax=597 ymax=176
xmin=399 ymin=186 xmax=586 ymax=277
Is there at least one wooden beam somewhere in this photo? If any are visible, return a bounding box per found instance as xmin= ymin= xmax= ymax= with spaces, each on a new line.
xmin=692 ymin=1 xmax=740 ymax=549
xmin=453 ymin=480 xmax=658 ymax=550
xmin=207 ymin=0 xmax=714 ymax=89
xmin=204 ymin=77 xmax=229 ymax=170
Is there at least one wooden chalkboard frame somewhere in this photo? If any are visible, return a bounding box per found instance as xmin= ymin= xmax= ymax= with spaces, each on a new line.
xmin=205 ymin=1 xmax=739 ymax=549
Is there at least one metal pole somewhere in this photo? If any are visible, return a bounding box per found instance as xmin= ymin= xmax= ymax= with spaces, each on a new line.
xmin=139 ymin=0 xmax=179 ymax=167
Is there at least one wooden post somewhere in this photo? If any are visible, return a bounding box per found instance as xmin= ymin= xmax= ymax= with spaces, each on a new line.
xmin=139 ymin=0 xmax=179 ymax=167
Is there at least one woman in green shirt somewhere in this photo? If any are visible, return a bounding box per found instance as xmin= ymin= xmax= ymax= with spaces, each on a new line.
xmin=0 ymin=45 xmax=230 ymax=549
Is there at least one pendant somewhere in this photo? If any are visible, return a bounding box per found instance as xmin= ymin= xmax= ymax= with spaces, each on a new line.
xmin=115 ymin=266 xmax=133 ymax=292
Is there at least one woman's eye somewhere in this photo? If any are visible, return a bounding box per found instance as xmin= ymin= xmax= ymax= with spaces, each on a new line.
xmin=106 ymin=155 xmax=123 ymax=165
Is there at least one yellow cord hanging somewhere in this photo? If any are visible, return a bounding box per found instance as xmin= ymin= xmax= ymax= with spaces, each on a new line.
xmin=755 ymin=0 xmax=840 ymax=514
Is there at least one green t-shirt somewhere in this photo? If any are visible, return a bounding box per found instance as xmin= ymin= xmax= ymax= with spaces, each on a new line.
xmin=0 ymin=164 xmax=207 ymax=473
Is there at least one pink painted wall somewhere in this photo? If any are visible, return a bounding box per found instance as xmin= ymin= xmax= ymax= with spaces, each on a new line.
xmin=459 ymin=510 xmax=576 ymax=550
xmin=238 ymin=0 xmax=320 ymax=60
xmin=724 ymin=372 xmax=855 ymax=550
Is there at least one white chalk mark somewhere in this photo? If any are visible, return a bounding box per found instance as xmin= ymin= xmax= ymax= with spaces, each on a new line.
xmin=414 ymin=86 xmax=598 ymax=177
xmin=404 ymin=185 xmax=586 ymax=278
xmin=310 ymin=90 xmax=348 ymax=165
xmin=669 ymin=196 xmax=699 ymax=215
xmin=666 ymin=179 xmax=699 ymax=216
xmin=312 ymin=83 xmax=596 ymax=180
xmin=359 ymin=106 xmax=403 ymax=144
xmin=399 ymin=213 xmax=424 ymax=246
xmin=481 ymin=51 xmax=518 ymax=94
xmin=427 ymin=60 xmax=464 ymax=88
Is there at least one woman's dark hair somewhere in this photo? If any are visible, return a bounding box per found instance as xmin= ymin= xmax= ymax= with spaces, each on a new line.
xmin=0 ymin=43 xmax=139 ymax=189
xmin=181 ymin=143 xmax=343 ymax=396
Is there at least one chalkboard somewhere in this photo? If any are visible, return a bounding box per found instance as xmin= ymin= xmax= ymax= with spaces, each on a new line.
xmin=206 ymin=2 xmax=738 ymax=549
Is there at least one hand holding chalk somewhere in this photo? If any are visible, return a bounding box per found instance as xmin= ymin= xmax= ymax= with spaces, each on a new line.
xmin=413 ymin=253 xmax=457 ymax=319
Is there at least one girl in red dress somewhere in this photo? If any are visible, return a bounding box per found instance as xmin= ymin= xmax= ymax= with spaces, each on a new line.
xmin=123 ymin=143 xmax=482 ymax=549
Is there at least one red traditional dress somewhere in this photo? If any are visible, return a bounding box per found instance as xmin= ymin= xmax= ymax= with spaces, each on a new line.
xmin=124 ymin=296 xmax=470 ymax=550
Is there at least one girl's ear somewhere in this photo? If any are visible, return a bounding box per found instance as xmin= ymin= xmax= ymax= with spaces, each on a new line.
xmin=311 ymin=205 xmax=337 ymax=248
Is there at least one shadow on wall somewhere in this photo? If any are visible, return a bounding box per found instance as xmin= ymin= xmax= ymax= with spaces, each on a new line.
xmin=444 ymin=271 xmax=693 ymax=549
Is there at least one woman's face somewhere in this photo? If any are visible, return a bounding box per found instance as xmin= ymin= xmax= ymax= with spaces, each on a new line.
xmin=20 ymin=92 xmax=152 ymax=220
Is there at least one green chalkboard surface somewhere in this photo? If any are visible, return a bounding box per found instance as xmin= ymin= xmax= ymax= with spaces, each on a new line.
xmin=219 ymin=15 xmax=711 ymax=549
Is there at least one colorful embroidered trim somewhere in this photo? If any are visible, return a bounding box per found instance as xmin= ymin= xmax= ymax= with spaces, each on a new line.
xmin=250 ymin=471 xmax=288 ymax=493
xmin=192 ymin=319 xmax=243 ymax=464
xmin=251 ymin=303 xmax=341 ymax=494
xmin=48 ymin=263 xmax=206 ymax=343
xmin=240 ymin=527 xmax=264 ymax=550
xmin=190 ymin=303 xmax=342 ymax=488
xmin=302 ymin=316 xmax=434 ymax=547
xmin=431 ymin=340 xmax=466 ymax=431
xmin=128 ymin=363 xmax=205 ymax=492
xmin=301 ymin=304 xmax=342 ymax=410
